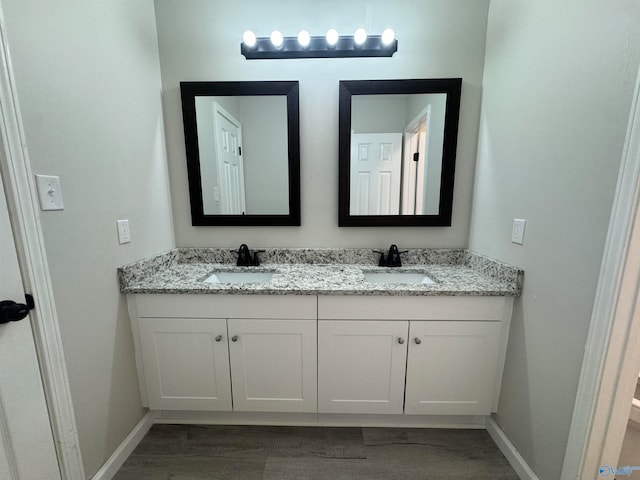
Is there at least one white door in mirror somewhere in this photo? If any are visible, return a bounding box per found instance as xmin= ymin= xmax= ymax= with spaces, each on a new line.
xmin=213 ymin=103 xmax=246 ymax=214
xmin=350 ymin=133 xmax=402 ymax=215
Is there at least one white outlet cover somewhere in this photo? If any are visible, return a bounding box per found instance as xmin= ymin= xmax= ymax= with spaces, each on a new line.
xmin=35 ymin=174 xmax=64 ymax=211
xmin=116 ymin=219 xmax=131 ymax=244
xmin=512 ymin=218 xmax=526 ymax=245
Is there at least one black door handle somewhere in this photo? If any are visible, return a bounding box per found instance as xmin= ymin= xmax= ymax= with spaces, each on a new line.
xmin=0 ymin=298 xmax=31 ymax=324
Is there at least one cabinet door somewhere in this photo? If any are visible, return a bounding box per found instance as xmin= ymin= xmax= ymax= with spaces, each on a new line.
xmin=405 ymin=321 xmax=501 ymax=415
xmin=138 ymin=318 xmax=232 ymax=411
xmin=228 ymin=319 xmax=317 ymax=413
xmin=318 ymin=320 xmax=408 ymax=414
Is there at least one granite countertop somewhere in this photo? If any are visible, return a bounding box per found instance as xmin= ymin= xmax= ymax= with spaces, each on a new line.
xmin=118 ymin=248 xmax=523 ymax=297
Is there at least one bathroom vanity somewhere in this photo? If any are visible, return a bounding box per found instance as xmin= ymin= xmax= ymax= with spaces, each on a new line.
xmin=119 ymin=248 xmax=522 ymax=427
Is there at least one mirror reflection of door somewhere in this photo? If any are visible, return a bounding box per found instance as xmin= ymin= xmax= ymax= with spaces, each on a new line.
xmin=213 ymin=103 xmax=246 ymax=215
xmin=402 ymin=106 xmax=429 ymax=215
xmin=350 ymin=132 xmax=402 ymax=215
xmin=191 ymin=91 xmax=292 ymax=219
xmin=349 ymin=93 xmax=446 ymax=217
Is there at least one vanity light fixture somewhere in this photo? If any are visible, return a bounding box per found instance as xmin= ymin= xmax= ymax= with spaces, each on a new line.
xmin=240 ymin=29 xmax=398 ymax=59
xmin=297 ymin=30 xmax=311 ymax=48
xmin=353 ymin=28 xmax=367 ymax=46
xmin=381 ymin=28 xmax=395 ymax=46
xmin=242 ymin=30 xmax=257 ymax=49
xmin=270 ymin=30 xmax=284 ymax=49
xmin=325 ymin=28 xmax=339 ymax=47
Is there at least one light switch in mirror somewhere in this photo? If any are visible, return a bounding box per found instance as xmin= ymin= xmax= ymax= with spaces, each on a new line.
xmin=181 ymin=81 xmax=300 ymax=226
xmin=339 ymin=79 xmax=461 ymax=227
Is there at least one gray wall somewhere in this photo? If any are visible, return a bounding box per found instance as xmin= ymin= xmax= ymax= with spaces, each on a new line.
xmin=468 ymin=2 xmax=640 ymax=479
xmin=352 ymin=95 xmax=407 ymax=134
xmin=238 ymin=96 xmax=289 ymax=214
xmin=155 ymin=0 xmax=490 ymax=248
xmin=3 ymin=1 xmax=175 ymax=476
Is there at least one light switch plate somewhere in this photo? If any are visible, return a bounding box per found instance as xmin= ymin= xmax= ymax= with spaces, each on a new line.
xmin=35 ymin=175 xmax=64 ymax=211
xmin=512 ymin=218 xmax=526 ymax=245
xmin=116 ymin=219 xmax=131 ymax=244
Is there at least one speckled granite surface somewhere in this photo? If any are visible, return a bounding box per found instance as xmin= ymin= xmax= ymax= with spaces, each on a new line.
xmin=118 ymin=248 xmax=523 ymax=297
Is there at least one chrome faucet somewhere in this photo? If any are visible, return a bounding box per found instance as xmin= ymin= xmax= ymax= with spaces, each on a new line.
xmin=234 ymin=244 xmax=264 ymax=266
xmin=374 ymin=244 xmax=408 ymax=267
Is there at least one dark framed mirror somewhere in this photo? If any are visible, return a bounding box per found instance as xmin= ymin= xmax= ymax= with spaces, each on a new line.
xmin=338 ymin=78 xmax=461 ymax=227
xmin=180 ymin=81 xmax=300 ymax=226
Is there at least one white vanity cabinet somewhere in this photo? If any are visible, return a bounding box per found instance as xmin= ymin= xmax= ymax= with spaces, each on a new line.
xmin=317 ymin=296 xmax=512 ymax=416
xmin=128 ymin=292 xmax=513 ymax=421
xmin=404 ymin=321 xmax=502 ymax=415
xmin=138 ymin=317 xmax=232 ymax=411
xmin=227 ymin=318 xmax=317 ymax=413
xmin=318 ymin=320 xmax=409 ymax=414
xmin=129 ymin=294 xmax=317 ymax=413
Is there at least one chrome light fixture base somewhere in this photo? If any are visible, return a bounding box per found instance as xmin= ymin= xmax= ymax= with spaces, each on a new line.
xmin=241 ymin=35 xmax=398 ymax=60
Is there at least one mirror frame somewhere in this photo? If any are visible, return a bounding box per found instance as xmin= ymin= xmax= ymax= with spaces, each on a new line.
xmin=338 ymin=78 xmax=462 ymax=227
xmin=180 ymin=81 xmax=301 ymax=226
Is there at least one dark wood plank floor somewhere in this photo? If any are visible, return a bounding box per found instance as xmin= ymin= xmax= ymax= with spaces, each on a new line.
xmin=113 ymin=425 xmax=519 ymax=479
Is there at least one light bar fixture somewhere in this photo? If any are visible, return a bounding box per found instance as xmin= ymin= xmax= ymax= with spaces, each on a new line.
xmin=240 ymin=29 xmax=397 ymax=59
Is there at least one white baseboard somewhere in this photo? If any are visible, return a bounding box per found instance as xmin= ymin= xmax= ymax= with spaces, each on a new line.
xmin=154 ymin=410 xmax=488 ymax=429
xmin=91 ymin=410 xmax=156 ymax=480
xmin=486 ymin=416 xmax=539 ymax=480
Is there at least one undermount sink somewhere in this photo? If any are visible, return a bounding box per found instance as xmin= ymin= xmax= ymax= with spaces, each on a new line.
xmin=204 ymin=272 xmax=274 ymax=284
xmin=363 ymin=272 xmax=435 ymax=285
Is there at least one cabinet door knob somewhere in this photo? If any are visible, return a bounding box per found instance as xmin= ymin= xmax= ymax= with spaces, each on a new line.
xmin=215 ymin=335 xmax=223 ymax=342
xmin=397 ymin=337 xmax=405 ymax=344
xmin=414 ymin=337 xmax=422 ymax=345
xmin=232 ymin=335 xmax=239 ymax=342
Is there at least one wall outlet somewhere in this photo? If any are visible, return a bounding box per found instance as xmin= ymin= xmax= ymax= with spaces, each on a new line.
xmin=34 ymin=174 xmax=64 ymax=211
xmin=512 ymin=218 xmax=526 ymax=245
xmin=116 ymin=219 xmax=131 ymax=244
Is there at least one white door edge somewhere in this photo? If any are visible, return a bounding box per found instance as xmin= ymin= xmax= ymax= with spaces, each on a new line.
xmin=561 ymin=63 xmax=640 ymax=479
xmin=0 ymin=3 xmax=85 ymax=479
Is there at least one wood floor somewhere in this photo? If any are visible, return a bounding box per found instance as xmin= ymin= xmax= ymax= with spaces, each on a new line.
xmin=113 ymin=425 xmax=519 ymax=479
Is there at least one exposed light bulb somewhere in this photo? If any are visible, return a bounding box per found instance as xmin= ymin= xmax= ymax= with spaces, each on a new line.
xmin=270 ymin=30 xmax=284 ymax=48
xmin=297 ymin=30 xmax=311 ymax=48
xmin=242 ymin=30 xmax=257 ymax=48
xmin=354 ymin=28 xmax=367 ymax=46
xmin=326 ymin=28 xmax=339 ymax=47
xmin=381 ymin=28 xmax=395 ymax=46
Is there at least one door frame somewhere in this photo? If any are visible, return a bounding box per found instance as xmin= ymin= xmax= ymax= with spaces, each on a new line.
xmin=401 ymin=105 xmax=430 ymax=215
xmin=0 ymin=3 xmax=84 ymax=478
xmin=561 ymin=64 xmax=640 ymax=478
